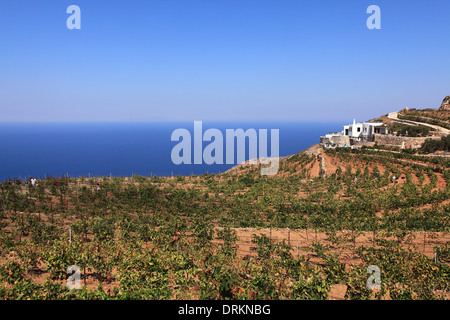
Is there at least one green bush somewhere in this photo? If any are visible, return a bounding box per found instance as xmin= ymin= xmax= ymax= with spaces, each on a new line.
xmin=420 ymin=135 xmax=450 ymax=153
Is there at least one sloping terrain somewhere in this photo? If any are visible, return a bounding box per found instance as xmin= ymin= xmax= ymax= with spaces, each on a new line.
xmin=0 ymin=142 xmax=449 ymax=300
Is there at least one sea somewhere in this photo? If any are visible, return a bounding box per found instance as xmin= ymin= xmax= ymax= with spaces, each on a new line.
xmin=0 ymin=121 xmax=344 ymax=181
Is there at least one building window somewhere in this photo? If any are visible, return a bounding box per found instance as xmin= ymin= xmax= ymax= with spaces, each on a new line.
xmin=357 ymin=127 xmax=361 ymax=132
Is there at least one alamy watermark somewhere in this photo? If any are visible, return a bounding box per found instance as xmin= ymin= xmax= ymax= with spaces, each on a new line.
xmin=170 ymin=121 xmax=279 ymax=175
xmin=367 ymin=5 xmax=381 ymax=30
xmin=67 ymin=265 xmax=81 ymax=289
xmin=66 ymin=262 xmax=382 ymax=290
xmin=66 ymin=5 xmax=81 ymax=30
xmin=65 ymin=5 xmax=381 ymax=31
xmin=366 ymin=265 xmax=381 ymax=290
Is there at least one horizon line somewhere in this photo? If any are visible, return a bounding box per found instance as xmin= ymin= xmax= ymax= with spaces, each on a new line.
xmin=0 ymin=119 xmax=347 ymax=124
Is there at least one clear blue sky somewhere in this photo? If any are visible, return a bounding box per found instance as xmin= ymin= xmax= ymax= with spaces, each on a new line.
xmin=0 ymin=0 xmax=449 ymax=122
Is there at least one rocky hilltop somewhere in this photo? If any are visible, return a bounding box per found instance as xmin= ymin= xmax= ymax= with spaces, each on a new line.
xmin=439 ymin=95 xmax=450 ymax=111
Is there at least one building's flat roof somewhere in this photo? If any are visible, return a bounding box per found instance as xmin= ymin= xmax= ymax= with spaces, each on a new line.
xmin=345 ymin=121 xmax=385 ymax=126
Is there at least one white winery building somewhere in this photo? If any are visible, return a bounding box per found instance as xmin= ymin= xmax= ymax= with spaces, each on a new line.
xmin=343 ymin=119 xmax=389 ymax=141
xmin=321 ymin=119 xmax=389 ymax=148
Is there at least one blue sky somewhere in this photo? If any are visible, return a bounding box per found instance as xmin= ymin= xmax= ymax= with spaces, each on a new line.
xmin=0 ymin=0 xmax=449 ymax=122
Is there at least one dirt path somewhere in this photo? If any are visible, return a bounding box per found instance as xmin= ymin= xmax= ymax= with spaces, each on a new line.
xmin=388 ymin=111 xmax=450 ymax=135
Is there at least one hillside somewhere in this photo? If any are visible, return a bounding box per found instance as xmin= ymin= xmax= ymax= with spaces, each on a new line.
xmin=372 ymin=97 xmax=450 ymax=141
xmin=1 ymin=102 xmax=450 ymax=300
xmin=0 ymin=140 xmax=449 ymax=300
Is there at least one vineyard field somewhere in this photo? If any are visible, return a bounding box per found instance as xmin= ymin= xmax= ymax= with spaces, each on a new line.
xmin=0 ymin=144 xmax=449 ymax=300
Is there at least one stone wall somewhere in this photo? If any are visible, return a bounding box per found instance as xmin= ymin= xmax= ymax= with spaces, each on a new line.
xmin=351 ymin=140 xmax=375 ymax=148
xmin=373 ymin=134 xmax=440 ymax=149
xmin=321 ymin=135 xmax=350 ymax=147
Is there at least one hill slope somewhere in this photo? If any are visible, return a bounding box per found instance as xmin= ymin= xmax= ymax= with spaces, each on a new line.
xmin=1 ymin=104 xmax=450 ymax=300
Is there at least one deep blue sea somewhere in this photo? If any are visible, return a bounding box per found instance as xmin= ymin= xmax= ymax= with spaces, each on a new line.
xmin=0 ymin=121 xmax=344 ymax=181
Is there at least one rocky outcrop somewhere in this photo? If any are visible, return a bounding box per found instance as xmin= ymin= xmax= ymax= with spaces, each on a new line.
xmin=439 ymin=96 xmax=450 ymax=111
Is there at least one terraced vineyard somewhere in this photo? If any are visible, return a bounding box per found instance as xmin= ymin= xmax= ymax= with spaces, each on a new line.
xmin=398 ymin=109 xmax=450 ymax=132
xmin=0 ymin=144 xmax=449 ymax=300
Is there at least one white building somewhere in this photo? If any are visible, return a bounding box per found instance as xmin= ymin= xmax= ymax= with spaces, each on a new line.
xmin=321 ymin=119 xmax=389 ymax=147
xmin=343 ymin=119 xmax=388 ymax=141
